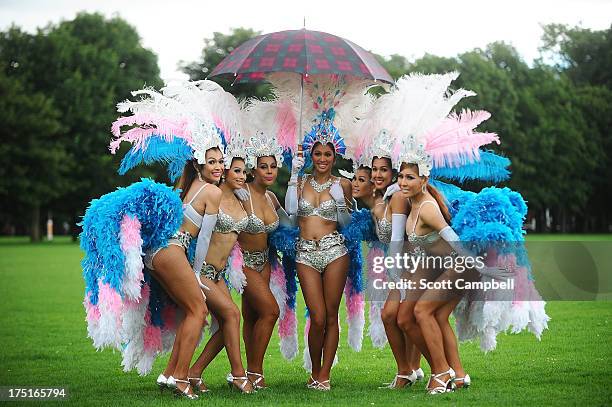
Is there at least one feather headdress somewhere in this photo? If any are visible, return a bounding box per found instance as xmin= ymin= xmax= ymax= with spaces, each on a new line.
xmin=110 ymin=80 xmax=241 ymax=181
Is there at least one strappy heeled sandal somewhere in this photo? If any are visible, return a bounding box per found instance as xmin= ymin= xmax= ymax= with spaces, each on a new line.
xmin=314 ymin=379 xmax=331 ymax=391
xmin=188 ymin=376 xmax=210 ymax=393
xmin=226 ymin=372 xmax=255 ymax=394
xmin=415 ymin=368 xmax=425 ymax=381
xmin=306 ymin=375 xmax=319 ymax=389
xmin=427 ymin=368 xmax=456 ymax=395
xmin=379 ymin=371 xmax=417 ymax=389
xmin=172 ymin=378 xmax=199 ymax=400
xmin=454 ymin=374 xmax=471 ymax=389
xmin=246 ymin=371 xmax=266 ymax=389
xmin=156 ymin=373 xmax=169 ymax=393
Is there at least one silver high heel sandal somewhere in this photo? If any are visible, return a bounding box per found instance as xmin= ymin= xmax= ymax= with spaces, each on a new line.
xmin=415 ymin=368 xmax=425 ymax=381
xmin=156 ymin=373 xmax=169 ymax=393
xmin=314 ymin=379 xmax=330 ymax=391
xmin=427 ymin=368 xmax=456 ymax=394
xmin=306 ymin=375 xmax=319 ymax=389
xmin=246 ymin=371 xmax=266 ymax=389
xmin=380 ymin=371 xmax=417 ymax=389
xmin=226 ymin=372 xmax=254 ymax=394
xmin=172 ymin=378 xmax=199 ymax=400
xmin=188 ymin=376 xmax=210 ymax=393
xmin=454 ymin=374 xmax=471 ymax=389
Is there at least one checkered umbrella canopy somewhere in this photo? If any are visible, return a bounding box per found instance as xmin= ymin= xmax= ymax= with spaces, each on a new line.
xmin=209 ymin=29 xmax=393 ymax=84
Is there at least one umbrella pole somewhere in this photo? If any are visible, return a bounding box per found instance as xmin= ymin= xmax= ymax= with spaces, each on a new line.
xmin=298 ymin=73 xmax=304 ymax=155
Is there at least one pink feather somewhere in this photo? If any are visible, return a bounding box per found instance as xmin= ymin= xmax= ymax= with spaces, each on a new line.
xmin=278 ymin=306 xmax=297 ymax=338
xmin=120 ymin=215 xmax=142 ymax=251
xmin=161 ymin=305 xmax=178 ymax=331
xmin=110 ymin=113 xmax=191 ymax=154
xmin=346 ymin=293 xmax=364 ymax=318
xmin=84 ymin=297 xmax=101 ymax=322
xmin=425 ymin=110 xmax=499 ymax=168
xmin=143 ymin=321 xmax=163 ymax=353
xmin=275 ymin=99 xmax=297 ymax=150
xmin=98 ymin=283 xmax=123 ymax=317
xmin=230 ymin=243 xmax=243 ymax=270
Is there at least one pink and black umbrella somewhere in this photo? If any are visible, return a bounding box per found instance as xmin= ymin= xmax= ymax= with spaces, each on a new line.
xmin=209 ymin=29 xmax=393 ymax=84
xmin=210 ymin=29 xmax=393 ymax=144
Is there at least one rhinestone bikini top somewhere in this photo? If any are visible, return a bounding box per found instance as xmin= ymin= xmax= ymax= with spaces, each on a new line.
xmin=297 ymin=177 xmax=338 ymax=222
xmin=213 ymin=207 xmax=249 ymax=234
xmin=242 ymin=185 xmax=279 ymax=235
xmin=375 ymin=202 xmax=392 ymax=244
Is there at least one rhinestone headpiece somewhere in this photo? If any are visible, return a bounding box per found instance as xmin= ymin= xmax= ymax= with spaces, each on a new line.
xmin=223 ymin=132 xmax=248 ymax=164
xmin=396 ymin=134 xmax=433 ymax=177
xmin=244 ymin=132 xmax=284 ymax=169
xmin=302 ymin=108 xmax=346 ymax=155
xmin=191 ymin=120 xmax=224 ymax=165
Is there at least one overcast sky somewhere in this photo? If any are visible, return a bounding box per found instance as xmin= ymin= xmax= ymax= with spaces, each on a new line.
xmin=1 ymin=0 xmax=610 ymax=81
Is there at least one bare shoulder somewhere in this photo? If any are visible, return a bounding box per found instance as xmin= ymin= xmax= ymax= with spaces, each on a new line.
xmin=390 ymin=192 xmax=409 ymax=214
xmin=419 ymin=201 xmax=448 ymax=231
xmin=266 ymin=190 xmax=281 ymax=210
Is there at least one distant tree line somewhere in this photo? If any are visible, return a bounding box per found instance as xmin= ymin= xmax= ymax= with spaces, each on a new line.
xmin=1 ymin=14 xmax=610 ymax=240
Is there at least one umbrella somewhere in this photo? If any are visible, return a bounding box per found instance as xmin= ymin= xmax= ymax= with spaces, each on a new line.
xmin=209 ymin=29 xmax=393 ymax=145
xmin=209 ymin=29 xmax=393 ymax=84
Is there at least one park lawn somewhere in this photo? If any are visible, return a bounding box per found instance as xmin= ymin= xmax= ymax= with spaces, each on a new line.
xmin=0 ymin=236 xmax=611 ymax=406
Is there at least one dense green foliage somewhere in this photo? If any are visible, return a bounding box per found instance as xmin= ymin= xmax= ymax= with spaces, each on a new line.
xmin=1 ymin=17 xmax=610 ymax=238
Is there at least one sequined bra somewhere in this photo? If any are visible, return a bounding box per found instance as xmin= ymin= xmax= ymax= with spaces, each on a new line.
xmin=297 ymin=177 xmax=338 ymax=222
xmin=213 ymin=207 xmax=249 ymax=234
xmin=242 ymin=185 xmax=279 ymax=234
xmin=374 ymin=201 xmax=392 ymax=244
xmin=406 ymin=200 xmax=441 ymax=245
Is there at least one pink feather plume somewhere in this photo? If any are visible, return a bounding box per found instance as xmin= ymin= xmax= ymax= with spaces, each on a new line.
xmin=110 ymin=113 xmax=191 ymax=154
xmin=425 ymin=110 xmax=499 ymax=168
xmin=275 ymin=99 xmax=297 ymax=150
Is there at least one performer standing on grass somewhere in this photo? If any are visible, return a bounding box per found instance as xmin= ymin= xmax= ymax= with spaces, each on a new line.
xmin=283 ymin=79 xmax=359 ymax=391
xmin=235 ymin=129 xmax=290 ymax=389
xmin=347 ymin=146 xmax=424 ymax=388
xmin=181 ymin=135 xmax=255 ymax=395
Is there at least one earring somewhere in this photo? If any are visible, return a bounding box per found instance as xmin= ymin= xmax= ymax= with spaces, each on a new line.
xmin=197 ymin=171 xmax=203 ymax=182
xmin=421 ymin=184 xmax=426 ymax=194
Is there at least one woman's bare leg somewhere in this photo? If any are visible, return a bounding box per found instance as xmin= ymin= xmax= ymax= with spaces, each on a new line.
xmin=296 ymin=263 xmax=325 ymax=384
xmin=152 ymin=249 xmax=207 ymax=395
xmin=242 ymin=264 xmax=279 ymax=386
xmin=381 ymin=290 xmax=412 ymax=386
xmin=319 ymin=254 xmax=350 ymax=384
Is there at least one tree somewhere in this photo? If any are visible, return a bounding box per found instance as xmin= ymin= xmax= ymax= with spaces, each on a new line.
xmin=1 ymin=13 xmax=163 ymax=240
xmin=0 ymin=70 xmax=68 ymax=241
xmin=180 ymin=27 xmax=271 ymax=100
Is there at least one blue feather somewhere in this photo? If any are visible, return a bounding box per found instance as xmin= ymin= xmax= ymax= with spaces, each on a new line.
xmin=118 ymin=136 xmax=193 ymax=182
xmin=431 ymin=150 xmax=511 ymax=183
xmin=80 ymin=179 xmax=183 ymax=306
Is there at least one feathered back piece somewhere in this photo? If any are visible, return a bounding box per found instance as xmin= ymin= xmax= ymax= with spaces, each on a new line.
xmin=240 ymin=99 xmax=285 ymax=169
xmin=355 ymin=72 xmax=499 ymax=176
xmin=254 ymin=73 xmax=377 ymax=155
xmin=110 ymin=80 xmax=241 ymax=181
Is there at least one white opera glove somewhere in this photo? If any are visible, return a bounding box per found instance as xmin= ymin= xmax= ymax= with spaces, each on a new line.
xmin=277 ymin=207 xmax=297 ymax=227
xmin=387 ymin=214 xmax=407 ymax=282
xmin=390 ymin=214 xmax=407 ymax=242
xmin=382 ymin=183 xmax=400 ymax=201
xmin=439 ymin=226 xmax=513 ymax=281
xmin=233 ymin=188 xmax=250 ymax=202
xmin=285 ymin=155 xmax=304 ymax=215
xmin=330 ymin=182 xmax=351 ymax=227
xmin=192 ymin=213 xmax=218 ymax=292
xmin=289 ymin=155 xmax=305 ymax=183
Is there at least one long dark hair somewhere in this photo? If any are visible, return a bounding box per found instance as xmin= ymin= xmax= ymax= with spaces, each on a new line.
xmin=176 ymin=147 xmax=222 ymax=200
xmin=176 ymin=159 xmax=201 ymax=200
xmin=400 ymin=162 xmax=451 ymax=223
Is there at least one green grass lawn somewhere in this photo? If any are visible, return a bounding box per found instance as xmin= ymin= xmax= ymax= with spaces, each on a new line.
xmin=0 ymin=236 xmax=611 ymax=406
